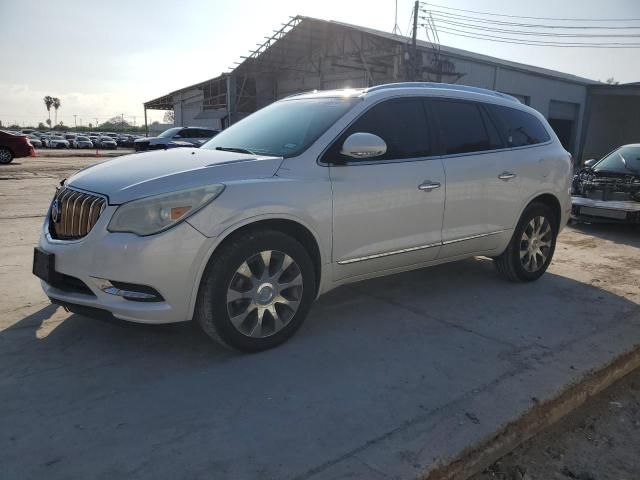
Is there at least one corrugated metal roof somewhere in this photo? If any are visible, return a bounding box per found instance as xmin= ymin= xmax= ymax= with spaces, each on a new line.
xmin=144 ymin=15 xmax=600 ymax=108
xmin=319 ymin=17 xmax=599 ymax=86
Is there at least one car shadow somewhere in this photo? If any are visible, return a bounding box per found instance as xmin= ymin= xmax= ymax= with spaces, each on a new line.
xmin=1 ymin=254 xmax=639 ymax=479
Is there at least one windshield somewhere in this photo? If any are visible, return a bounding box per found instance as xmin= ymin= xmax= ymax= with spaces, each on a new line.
xmin=158 ymin=127 xmax=183 ymax=138
xmin=202 ymin=97 xmax=360 ymax=158
xmin=595 ymin=145 xmax=640 ymax=174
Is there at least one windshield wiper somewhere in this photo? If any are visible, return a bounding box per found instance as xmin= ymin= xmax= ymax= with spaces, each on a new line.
xmin=215 ymin=146 xmax=256 ymax=155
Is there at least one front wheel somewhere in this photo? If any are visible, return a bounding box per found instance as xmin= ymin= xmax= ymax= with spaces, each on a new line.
xmin=494 ymin=202 xmax=558 ymax=282
xmin=0 ymin=147 xmax=13 ymax=164
xmin=194 ymin=230 xmax=316 ymax=352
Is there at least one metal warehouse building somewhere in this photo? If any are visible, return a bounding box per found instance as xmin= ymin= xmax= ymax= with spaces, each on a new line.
xmin=143 ymin=15 xmax=639 ymax=161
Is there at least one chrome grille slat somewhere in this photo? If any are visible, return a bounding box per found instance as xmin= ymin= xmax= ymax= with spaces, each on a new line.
xmin=49 ymin=187 xmax=106 ymax=240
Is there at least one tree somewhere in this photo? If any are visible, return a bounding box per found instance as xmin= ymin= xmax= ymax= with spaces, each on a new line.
xmin=606 ymin=77 xmax=620 ymax=85
xmin=43 ymin=96 xmax=54 ymax=125
xmin=163 ymin=111 xmax=175 ymax=124
xmin=38 ymin=122 xmax=46 ymax=130
xmin=88 ymin=123 xmax=93 ymax=129
xmin=46 ymin=118 xmax=51 ymax=127
xmin=52 ymin=97 xmax=61 ymax=125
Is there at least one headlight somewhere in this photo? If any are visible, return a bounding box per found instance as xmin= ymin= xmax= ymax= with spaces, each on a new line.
xmin=107 ymin=184 xmax=224 ymax=236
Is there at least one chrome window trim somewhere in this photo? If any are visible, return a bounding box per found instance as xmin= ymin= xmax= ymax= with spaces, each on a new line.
xmin=337 ymin=230 xmax=506 ymax=265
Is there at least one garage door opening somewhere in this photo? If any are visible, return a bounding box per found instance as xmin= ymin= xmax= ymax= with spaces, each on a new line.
xmin=548 ymin=100 xmax=579 ymax=153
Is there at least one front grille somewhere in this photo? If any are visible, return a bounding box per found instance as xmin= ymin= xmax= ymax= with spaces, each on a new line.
xmin=134 ymin=141 xmax=150 ymax=151
xmin=49 ymin=187 xmax=106 ymax=240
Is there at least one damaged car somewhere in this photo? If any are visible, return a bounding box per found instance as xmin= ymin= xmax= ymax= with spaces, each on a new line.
xmin=572 ymin=144 xmax=640 ymax=223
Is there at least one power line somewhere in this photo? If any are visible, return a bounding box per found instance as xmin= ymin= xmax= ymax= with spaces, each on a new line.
xmin=421 ymin=16 xmax=640 ymax=38
xmin=422 ymin=9 xmax=640 ymax=30
xmin=431 ymin=25 xmax=640 ymax=48
xmin=419 ymin=2 xmax=640 ymax=22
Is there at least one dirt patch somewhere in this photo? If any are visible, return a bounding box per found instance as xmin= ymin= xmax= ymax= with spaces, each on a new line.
xmin=471 ymin=368 xmax=640 ymax=480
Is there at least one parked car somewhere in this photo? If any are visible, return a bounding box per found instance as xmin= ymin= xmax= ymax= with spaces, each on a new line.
xmin=134 ymin=127 xmax=219 ymax=151
xmin=96 ymin=136 xmax=117 ymax=149
xmin=88 ymin=135 xmax=100 ymax=146
xmin=571 ymin=144 xmax=640 ymax=223
xmin=116 ymin=135 xmax=136 ymax=148
xmin=64 ymin=134 xmax=77 ymax=147
xmin=34 ymin=83 xmax=571 ymax=352
xmin=74 ymin=136 xmax=94 ymax=149
xmin=0 ymin=130 xmax=34 ymax=163
xmin=27 ymin=134 xmax=42 ymax=148
xmin=45 ymin=135 xmax=70 ymax=149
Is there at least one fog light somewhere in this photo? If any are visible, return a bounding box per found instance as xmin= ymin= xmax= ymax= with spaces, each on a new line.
xmin=94 ymin=279 xmax=164 ymax=302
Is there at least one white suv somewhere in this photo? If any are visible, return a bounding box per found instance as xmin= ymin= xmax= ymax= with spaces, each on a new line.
xmin=34 ymin=83 xmax=571 ymax=351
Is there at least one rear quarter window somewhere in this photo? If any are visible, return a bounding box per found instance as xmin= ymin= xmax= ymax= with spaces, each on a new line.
xmin=487 ymin=104 xmax=550 ymax=147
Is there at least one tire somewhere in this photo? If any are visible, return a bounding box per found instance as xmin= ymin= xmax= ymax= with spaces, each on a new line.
xmin=194 ymin=229 xmax=316 ymax=352
xmin=494 ymin=202 xmax=558 ymax=282
xmin=0 ymin=147 xmax=14 ymax=164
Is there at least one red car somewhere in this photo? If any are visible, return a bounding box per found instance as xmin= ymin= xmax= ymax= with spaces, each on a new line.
xmin=0 ymin=130 xmax=35 ymax=164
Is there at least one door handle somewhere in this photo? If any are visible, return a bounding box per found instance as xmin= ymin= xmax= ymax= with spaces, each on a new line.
xmin=418 ymin=181 xmax=441 ymax=191
xmin=498 ymin=172 xmax=517 ymax=181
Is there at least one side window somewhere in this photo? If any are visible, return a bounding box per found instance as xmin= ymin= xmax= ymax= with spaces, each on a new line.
xmin=432 ymin=99 xmax=501 ymax=155
xmin=328 ymin=97 xmax=432 ymax=162
xmin=487 ymin=105 xmax=551 ymax=147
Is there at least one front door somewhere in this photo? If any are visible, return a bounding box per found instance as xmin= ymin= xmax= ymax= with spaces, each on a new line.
xmin=326 ymin=97 xmax=446 ymax=280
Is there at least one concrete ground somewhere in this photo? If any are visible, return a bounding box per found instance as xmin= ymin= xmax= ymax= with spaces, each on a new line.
xmin=33 ymin=147 xmax=133 ymax=158
xmin=472 ymin=368 xmax=640 ymax=480
xmin=1 ymin=156 xmax=639 ymax=480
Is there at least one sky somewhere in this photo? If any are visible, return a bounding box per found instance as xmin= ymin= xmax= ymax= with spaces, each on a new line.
xmin=1 ymin=0 xmax=639 ymax=128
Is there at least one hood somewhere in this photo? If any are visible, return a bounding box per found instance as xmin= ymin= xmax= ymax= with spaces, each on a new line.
xmin=67 ymin=148 xmax=283 ymax=204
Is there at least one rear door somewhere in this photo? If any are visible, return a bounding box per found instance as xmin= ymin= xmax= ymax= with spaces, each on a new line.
xmin=431 ymin=98 xmax=520 ymax=258
xmin=327 ymin=97 xmax=446 ymax=280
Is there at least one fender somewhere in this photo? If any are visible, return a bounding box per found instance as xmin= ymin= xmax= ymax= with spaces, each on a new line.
xmin=185 ymin=212 xmax=330 ymax=320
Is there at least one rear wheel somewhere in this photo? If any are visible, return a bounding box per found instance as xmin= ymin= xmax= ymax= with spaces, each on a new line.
xmin=195 ymin=229 xmax=316 ymax=352
xmin=0 ymin=147 xmax=13 ymax=164
xmin=494 ymin=202 xmax=558 ymax=282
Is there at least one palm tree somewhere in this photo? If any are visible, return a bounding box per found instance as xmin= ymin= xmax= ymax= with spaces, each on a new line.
xmin=43 ymin=96 xmax=54 ymax=126
xmin=52 ymin=97 xmax=61 ymax=125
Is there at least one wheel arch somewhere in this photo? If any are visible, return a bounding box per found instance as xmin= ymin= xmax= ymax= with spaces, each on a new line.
xmin=526 ymin=193 xmax=562 ymax=232
xmin=188 ymin=216 xmax=325 ymax=320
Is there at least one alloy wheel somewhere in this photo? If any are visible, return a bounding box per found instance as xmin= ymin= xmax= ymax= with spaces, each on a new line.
xmin=0 ymin=148 xmax=12 ymax=163
xmin=520 ymin=216 xmax=552 ymax=272
xmin=226 ymin=250 xmax=303 ymax=338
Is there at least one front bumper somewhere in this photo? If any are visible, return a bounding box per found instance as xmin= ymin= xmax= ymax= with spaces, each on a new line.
xmin=38 ymin=206 xmax=214 ymax=324
xmin=571 ymin=196 xmax=640 ymax=223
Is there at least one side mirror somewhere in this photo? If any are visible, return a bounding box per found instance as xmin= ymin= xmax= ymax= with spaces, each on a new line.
xmin=583 ymin=158 xmax=597 ymax=168
xmin=340 ymin=132 xmax=387 ymax=159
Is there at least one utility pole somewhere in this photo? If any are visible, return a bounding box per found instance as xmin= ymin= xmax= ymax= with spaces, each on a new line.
xmin=73 ymin=114 xmax=77 ymax=129
xmin=392 ymin=0 xmax=401 ymax=35
xmin=95 ymin=118 xmax=99 ymax=129
xmin=121 ymin=113 xmax=125 ymax=132
xmin=412 ymin=0 xmax=419 ymax=81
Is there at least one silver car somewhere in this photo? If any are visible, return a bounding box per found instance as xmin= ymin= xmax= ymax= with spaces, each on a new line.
xmin=74 ymin=136 xmax=94 ymax=149
xmin=34 ymin=83 xmax=571 ymax=351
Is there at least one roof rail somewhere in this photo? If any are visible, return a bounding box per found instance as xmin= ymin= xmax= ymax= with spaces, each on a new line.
xmin=366 ymin=82 xmax=519 ymax=103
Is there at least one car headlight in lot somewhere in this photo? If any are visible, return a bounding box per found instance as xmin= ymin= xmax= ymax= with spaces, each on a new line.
xmin=107 ymin=184 xmax=225 ymax=236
